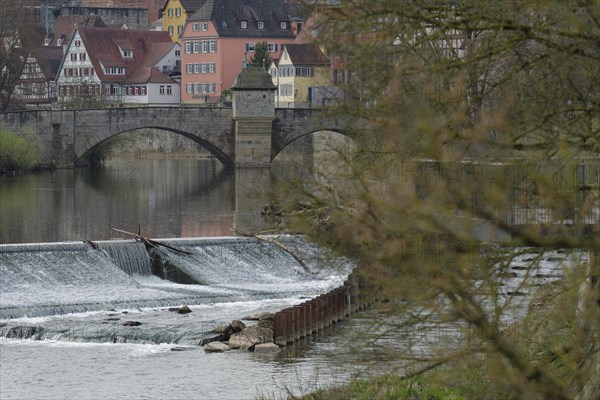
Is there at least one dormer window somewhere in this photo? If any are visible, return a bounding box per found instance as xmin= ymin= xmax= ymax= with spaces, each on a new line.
xmin=192 ymin=23 xmax=199 ymax=31
xmin=280 ymin=21 xmax=287 ymax=30
xmin=201 ymin=22 xmax=208 ymax=31
xmin=241 ymin=20 xmax=248 ymax=29
xmin=44 ymin=38 xmax=51 ymax=46
xmin=257 ymin=21 xmax=264 ymax=29
xmin=105 ymin=66 xmax=125 ymax=75
xmin=123 ymin=50 xmax=133 ymax=58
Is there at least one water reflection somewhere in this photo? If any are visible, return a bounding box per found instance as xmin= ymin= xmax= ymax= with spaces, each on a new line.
xmin=0 ymin=159 xmax=235 ymax=244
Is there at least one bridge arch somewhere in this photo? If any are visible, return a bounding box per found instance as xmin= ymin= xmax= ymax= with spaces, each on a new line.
xmin=272 ymin=108 xmax=355 ymax=162
xmin=271 ymin=128 xmax=353 ymax=162
xmin=78 ymin=126 xmax=234 ymax=166
xmin=73 ymin=107 xmax=235 ymax=166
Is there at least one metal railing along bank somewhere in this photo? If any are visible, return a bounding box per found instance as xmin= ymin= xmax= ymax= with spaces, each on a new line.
xmin=273 ymin=270 xmax=373 ymax=346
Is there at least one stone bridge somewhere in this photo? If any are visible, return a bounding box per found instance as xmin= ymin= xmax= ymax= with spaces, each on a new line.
xmin=0 ymin=106 xmax=349 ymax=167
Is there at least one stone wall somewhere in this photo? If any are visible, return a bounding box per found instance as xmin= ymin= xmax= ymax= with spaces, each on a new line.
xmin=61 ymin=6 xmax=149 ymax=29
xmin=103 ymin=129 xmax=212 ymax=158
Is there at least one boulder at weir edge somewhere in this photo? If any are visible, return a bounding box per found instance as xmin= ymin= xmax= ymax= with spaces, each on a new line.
xmin=204 ymin=341 xmax=231 ymax=352
xmin=228 ymin=326 xmax=274 ymax=350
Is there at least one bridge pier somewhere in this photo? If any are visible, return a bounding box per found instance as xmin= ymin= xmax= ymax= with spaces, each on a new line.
xmin=231 ymin=68 xmax=277 ymax=167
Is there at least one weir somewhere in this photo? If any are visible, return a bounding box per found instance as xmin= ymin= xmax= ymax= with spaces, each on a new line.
xmin=0 ymin=236 xmax=350 ymax=319
xmin=95 ymin=240 xmax=152 ymax=276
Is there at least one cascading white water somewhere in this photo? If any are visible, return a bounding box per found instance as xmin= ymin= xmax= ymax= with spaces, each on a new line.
xmin=152 ymin=236 xmax=349 ymax=295
xmin=95 ymin=240 xmax=152 ymax=276
xmin=0 ymin=237 xmax=350 ymax=320
xmin=0 ymin=242 xmax=202 ymax=318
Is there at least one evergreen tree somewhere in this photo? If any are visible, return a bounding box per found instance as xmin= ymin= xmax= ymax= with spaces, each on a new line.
xmin=249 ymin=42 xmax=271 ymax=70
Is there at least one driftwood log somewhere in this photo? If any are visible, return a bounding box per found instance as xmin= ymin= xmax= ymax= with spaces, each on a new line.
xmin=112 ymin=228 xmax=193 ymax=255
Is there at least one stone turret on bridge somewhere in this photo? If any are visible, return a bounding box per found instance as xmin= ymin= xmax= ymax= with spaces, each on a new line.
xmin=231 ymin=67 xmax=277 ymax=167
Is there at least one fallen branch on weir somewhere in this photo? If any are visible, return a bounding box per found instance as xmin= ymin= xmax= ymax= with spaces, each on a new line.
xmin=112 ymin=228 xmax=193 ymax=255
xmin=233 ymin=229 xmax=311 ymax=273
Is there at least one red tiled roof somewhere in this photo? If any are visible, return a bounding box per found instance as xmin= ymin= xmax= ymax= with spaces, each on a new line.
xmin=78 ymin=26 xmax=176 ymax=84
xmin=126 ymin=42 xmax=178 ymax=83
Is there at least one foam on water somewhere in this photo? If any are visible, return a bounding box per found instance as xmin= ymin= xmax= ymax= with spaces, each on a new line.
xmin=0 ymin=237 xmax=350 ymax=319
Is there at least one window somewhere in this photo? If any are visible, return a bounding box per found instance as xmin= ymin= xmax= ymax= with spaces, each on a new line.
xmin=201 ymin=22 xmax=208 ymax=31
xmin=186 ymin=64 xmax=193 ymax=74
xmin=295 ymin=67 xmax=314 ymax=76
xmin=176 ymin=8 xmax=181 ymax=17
xmin=193 ymin=41 xmax=200 ymax=53
xmin=194 ymin=63 xmax=200 ymax=73
xmin=80 ymin=53 xmax=86 ymax=61
xmin=241 ymin=21 xmax=247 ymax=29
xmin=201 ymin=63 xmax=207 ymax=73
xmin=167 ymin=86 xmax=172 ymax=95
xmin=186 ymin=83 xmax=193 ymax=93
xmin=105 ymin=66 xmax=125 ymax=75
xmin=280 ymin=21 xmax=287 ymax=29
xmin=175 ymin=49 xmax=181 ymax=57
xmin=280 ymin=84 xmax=293 ymax=96
xmin=202 ymin=41 xmax=208 ymax=53
xmin=192 ymin=23 xmax=199 ymax=31
xmin=257 ymin=21 xmax=264 ymax=29
xmin=141 ymin=86 xmax=147 ymax=96
xmin=168 ymin=25 xmax=173 ymax=36
xmin=270 ymin=67 xmax=277 ymax=77
xmin=209 ymin=83 xmax=215 ymax=93
xmin=177 ymin=25 xmax=183 ymax=35
xmin=122 ymin=50 xmax=132 ymax=58
xmin=194 ymin=83 xmax=200 ymax=93
xmin=209 ymin=40 xmax=216 ymax=53
xmin=75 ymin=40 xmax=81 ymax=47
xmin=201 ymin=83 xmax=207 ymax=93
xmin=70 ymin=53 xmax=76 ymax=61
xmin=185 ymin=42 xmax=192 ymax=53
xmin=268 ymin=43 xmax=278 ymax=52
xmin=167 ymin=8 xmax=173 ymax=17
xmin=209 ymin=63 xmax=215 ymax=73
xmin=159 ymin=85 xmax=165 ymax=95
xmin=134 ymin=86 xmax=139 ymax=95
xmin=245 ymin=43 xmax=256 ymax=52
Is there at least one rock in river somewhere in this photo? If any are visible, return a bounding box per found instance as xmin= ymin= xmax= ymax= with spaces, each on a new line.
xmin=204 ymin=341 xmax=231 ymax=353
xmin=228 ymin=326 xmax=274 ymax=350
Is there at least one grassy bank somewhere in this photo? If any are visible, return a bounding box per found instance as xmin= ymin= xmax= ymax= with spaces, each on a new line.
xmin=0 ymin=130 xmax=43 ymax=174
xmin=295 ymin=264 xmax=584 ymax=400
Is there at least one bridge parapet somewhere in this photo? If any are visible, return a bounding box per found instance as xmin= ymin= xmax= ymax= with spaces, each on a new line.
xmin=0 ymin=103 xmax=348 ymax=167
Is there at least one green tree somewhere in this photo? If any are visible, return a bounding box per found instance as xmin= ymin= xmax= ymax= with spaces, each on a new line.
xmin=249 ymin=42 xmax=272 ymax=70
xmin=0 ymin=129 xmax=42 ymax=172
xmin=274 ymin=1 xmax=599 ymax=399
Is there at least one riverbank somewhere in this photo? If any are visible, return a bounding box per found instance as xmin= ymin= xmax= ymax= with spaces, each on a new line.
xmin=296 ymin=263 xmax=584 ymax=400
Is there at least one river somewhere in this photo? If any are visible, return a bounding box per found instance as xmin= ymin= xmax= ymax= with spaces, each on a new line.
xmin=0 ymin=157 xmax=580 ymax=399
xmin=0 ymin=158 xmax=236 ymax=244
xmin=0 ymin=158 xmax=369 ymax=399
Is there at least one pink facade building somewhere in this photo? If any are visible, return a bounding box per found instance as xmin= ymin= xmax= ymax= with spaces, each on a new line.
xmin=179 ymin=0 xmax=307 ymax=104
